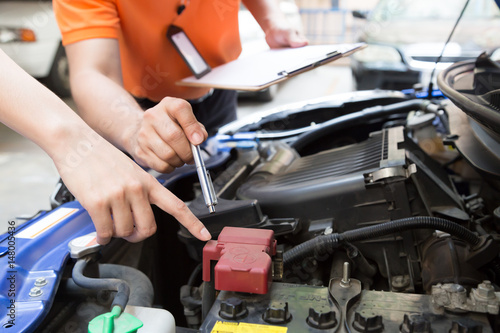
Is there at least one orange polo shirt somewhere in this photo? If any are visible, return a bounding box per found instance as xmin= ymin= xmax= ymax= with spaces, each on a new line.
xmin=53 ymin=0 xmax=242 ymax=101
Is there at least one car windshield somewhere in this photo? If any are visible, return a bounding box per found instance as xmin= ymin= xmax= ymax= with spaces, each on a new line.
xmin=371 ymin=0 xmax=500 ymax=22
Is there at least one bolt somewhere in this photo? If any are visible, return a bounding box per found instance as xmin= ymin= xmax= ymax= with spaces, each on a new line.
xmin=29 ymin=287 xmax=43 ymax=297
xmin=34 ymin=277 xmax=47 ymax=287
xmin=340 ymin=262 xmax=351 ymax=288
xmin=392 ymin=275 xmax=410 ymax=290
xmin=481 ymin=280 xmax=493 ymax=288
xmin=476 ymin=281 xmax=496 ymax=300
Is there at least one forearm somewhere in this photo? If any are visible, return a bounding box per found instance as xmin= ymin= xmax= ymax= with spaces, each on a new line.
xmin=0 ymin=50 xmax=101 ymax=164
xmin=65 ymin=38 xmax=143 ymax=154
xmin=64 ymin=39 xmax=207 ymax=173
xmin=242 ymin=0 xmax=307 ymax=49
xmin=242 ymin=0 xmax=288 ymax=32
xmin=69 ymin=67 xmax=143 ymax=154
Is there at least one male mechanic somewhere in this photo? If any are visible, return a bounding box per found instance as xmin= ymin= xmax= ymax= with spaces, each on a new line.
xmin=53 ymin=0 xmax=307 ymax=173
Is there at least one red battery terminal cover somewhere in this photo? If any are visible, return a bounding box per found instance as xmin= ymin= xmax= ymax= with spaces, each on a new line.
xmin=203 ymin=227 xmax=276 ymax=294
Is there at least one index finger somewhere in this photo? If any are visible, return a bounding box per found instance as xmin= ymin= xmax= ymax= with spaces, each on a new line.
xmin=149 ymin=179 xmax=211 ymax=241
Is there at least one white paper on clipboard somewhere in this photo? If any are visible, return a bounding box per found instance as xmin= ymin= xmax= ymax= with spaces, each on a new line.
xmin=177 ymin=43 xmax=365 ymax=91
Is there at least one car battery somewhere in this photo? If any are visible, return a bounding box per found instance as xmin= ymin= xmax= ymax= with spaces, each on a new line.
xmin=199 ymin=282 xmax=494 ymax=333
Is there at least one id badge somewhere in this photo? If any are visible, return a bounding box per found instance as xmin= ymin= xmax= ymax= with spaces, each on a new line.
xmin=167 ymin=25 xmax=211 ymax=79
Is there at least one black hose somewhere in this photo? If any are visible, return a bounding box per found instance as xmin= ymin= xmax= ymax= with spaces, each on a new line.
xmin=291 ymin=99 xmax=428 ymax=152
xmin=99 ymin=264 xmax=154 ymax=307
xmin=343 ymin=242 xmax=377 ymax=278
xmin=73 ymin=259 xmax=132 ymax=311
xmin=187 ymin=263 xmax=203 ymax=287
xmin=61 ymin=269 xmax=154 ymax=308
xmin=284 ymin=216 xmax=481 ymax=268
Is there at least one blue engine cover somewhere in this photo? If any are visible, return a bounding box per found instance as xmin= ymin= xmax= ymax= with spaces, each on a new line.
xmin=0 ymin=201 xmax=94 ymax=331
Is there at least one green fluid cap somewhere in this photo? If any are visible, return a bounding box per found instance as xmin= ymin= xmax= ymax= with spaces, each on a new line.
xmin=88 ymin=306 xmax=143 ymax=333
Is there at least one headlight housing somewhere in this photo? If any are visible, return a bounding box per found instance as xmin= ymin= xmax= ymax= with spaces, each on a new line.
xmin=352 ymin=44 xmax=402 ymax=63
xmin=0 ymin=27 xmax=36 ymax=43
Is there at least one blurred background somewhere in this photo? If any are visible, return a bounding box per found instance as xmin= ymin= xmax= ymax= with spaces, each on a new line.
xmin=1 ymin=0 xmax=499 ymax=229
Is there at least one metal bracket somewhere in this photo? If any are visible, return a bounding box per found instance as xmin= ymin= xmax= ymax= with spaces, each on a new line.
xmin=364 ymin=164 xmax=417 ymax=184
xmin=432 ymin=281 xmax=500 ymax=315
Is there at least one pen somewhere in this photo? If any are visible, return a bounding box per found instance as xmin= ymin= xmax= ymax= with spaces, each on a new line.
xmin=191 ymin=143 xmax=217 ymax=214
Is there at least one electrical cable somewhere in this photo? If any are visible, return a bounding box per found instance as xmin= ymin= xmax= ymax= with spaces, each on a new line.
xmin=427 ymin=0 xmax=471 ymax=98
xmin=290 ymin=99 xmax=429 ymax=152
xmin=187 ymin=263 xmax=203 ymax=287
xmin=283 ymin=216 xmax=481 ymax=268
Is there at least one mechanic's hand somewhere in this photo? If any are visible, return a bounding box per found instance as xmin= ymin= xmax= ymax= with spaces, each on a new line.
xmin=55 ymin=138 xmax=211 ymax=245
xmin=265 ymin=25 xmax=308 ymax=49
xmin=130 ymin=97 xmax=208 ymax=173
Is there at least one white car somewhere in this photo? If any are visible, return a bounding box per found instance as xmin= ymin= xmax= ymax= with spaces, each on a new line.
xmin=0 ymin=0 xmax=70 ymax=97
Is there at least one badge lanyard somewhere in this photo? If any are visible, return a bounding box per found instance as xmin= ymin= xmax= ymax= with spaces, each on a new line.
xmin=167 ymin=0 xmax=211 ymax=78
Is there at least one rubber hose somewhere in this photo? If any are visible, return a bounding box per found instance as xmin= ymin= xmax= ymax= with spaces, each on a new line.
xmin=72 ymin=259 xmax=130 ymax=310
xmin=291 ymin=99 xmax=428 ymax=152
xmin=99 ymin=264 xmax=154 ymax=307
xmin=284 ymin=216 xmax=481 ymax=268
xmin=344 ymin=242 xmax=377 ymax=278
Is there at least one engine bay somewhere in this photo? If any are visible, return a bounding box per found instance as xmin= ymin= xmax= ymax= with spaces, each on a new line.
xmin=2 ymin=56 xmax=500 ymax=332
xmin=179 ymin=88 xmax=500 ymax=332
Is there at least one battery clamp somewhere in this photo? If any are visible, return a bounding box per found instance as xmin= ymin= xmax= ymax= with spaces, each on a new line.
xmin=203 ymin=227 xmax=276 ymax=294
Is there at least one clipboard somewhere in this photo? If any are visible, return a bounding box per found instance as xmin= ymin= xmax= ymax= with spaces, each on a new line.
xmin=177 ymin=43 xmax=366 ymax=91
